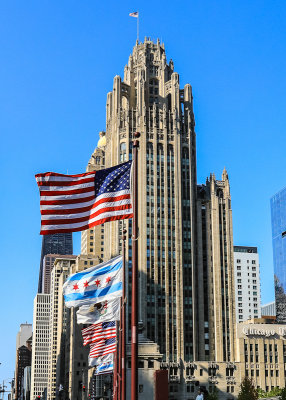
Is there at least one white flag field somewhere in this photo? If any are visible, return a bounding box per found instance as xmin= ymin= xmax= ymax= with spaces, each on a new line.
xmin=77 ymin=298 xmax=120 ymax=324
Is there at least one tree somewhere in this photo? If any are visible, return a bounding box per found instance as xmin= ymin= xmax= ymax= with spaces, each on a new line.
xmin=238 ymin=377 xmax=258 ymax=400
xmin=208 ymin=387 xmax=219 ymax=400
xmin=280 ymin=387 xmax=286 ymax=400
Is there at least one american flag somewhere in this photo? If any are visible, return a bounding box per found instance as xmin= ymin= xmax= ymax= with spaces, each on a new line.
xmin=129 ymin=11 xmax=138 ymax=17
xmin=35 ymin=161 xmax=133 ymax=234
xmin=89 ymin=337 xmax=116 ymax=358
xmin=82 ymin=321 xmax=116 ymax=346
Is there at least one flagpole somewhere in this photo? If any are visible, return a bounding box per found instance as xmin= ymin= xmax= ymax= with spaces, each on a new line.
xmin=118 ymin=300 xmax=122 ymax=398
xmin=113 ymin=324 xmax=118 ymax=400
xmin=121 ymin=228 xmax=127 ymax=400
xmin=117 ymin=319 xmax=120 ymax=400
xmin=131 ymin=132 xmax=140 ymax=400
xmin=137 ymin=13 xmax=139 ymax=42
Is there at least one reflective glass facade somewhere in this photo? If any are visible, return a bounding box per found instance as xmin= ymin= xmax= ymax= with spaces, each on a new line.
xmin=38 ymin=233 xmax=73 ymax=293
xmin=271 ymin=187 xmax=286 ymax=322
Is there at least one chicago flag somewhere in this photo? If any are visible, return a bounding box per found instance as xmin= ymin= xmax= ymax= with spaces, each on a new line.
xmin=63 ymin=256 xmax=122 ymax=308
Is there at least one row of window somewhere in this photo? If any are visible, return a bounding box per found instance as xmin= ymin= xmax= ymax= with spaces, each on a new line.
xmin=236 ymin=259 xmax=256 ymax=264
xmin=237 ymin=285 xmax=257 ymax=289
xmin=246 ymin=369 xmax=280 ymax=377
xmin=237 ymin=265 xmax=257 ymax=271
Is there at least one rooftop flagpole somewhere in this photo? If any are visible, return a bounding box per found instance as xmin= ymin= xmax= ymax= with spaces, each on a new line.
xmin=129 ymin=11 xmax=139 ymax=42
xmin=131 ymin=132 xmax=140 ymax=400
xmin=137 ymin=12 xmax=139 ymax=42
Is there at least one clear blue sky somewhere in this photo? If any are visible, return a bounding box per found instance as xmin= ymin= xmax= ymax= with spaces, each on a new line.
xmin=0 ymin=0 xmax=285 ymax=384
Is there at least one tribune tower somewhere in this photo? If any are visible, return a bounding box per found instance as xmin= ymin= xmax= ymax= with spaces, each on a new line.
xmin=83 ymin=38 xmax=236 ymax=366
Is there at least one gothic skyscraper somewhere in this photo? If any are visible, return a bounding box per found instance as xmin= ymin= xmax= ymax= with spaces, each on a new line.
xmin=94 ymin=38 xmax=236 ymax=364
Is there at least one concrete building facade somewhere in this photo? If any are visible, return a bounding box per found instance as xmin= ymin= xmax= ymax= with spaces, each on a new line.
xmin=100 ymin=37 xmax=237 ymax=366
xmin=47 ymin=255 xmax=76 ymax=400
xmin=237 ymin=323 xmax=286 ymax=393
xmin=16 ymin=324 xmax=32 ymax=350
xmin=15 ymin=345 xmax=31 ymax=400
xmin=75 ymin=38 xmax=237 ymax=398
xmin=233 ymin=246 xmax=261 ymax=322
xmin=42 ymin=255 xmax=57 ymax=294
xmin=196 ymin=172 xmax=236 ymax=362
xmin=14 ymin=324 xmax=32 ymax=400
xmin=80 ymin=137 xmax=106 ymax=261
xmin=31 ymin=294 xmax=50 ymax=400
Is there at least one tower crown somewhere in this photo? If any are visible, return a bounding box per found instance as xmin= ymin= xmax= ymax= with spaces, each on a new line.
xmin=123 ymin=38 xmax=175 ymax=89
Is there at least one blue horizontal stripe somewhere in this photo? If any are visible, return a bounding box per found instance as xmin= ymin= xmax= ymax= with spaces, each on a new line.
xmin=67 ymin=259 xmax=122 ymax=282
xmin=98 ymin=363 xmax=113 ymax=371
xmin=64 ymin=282 xmax=122 ymax=303
xmin=96 ymin=364 xmax=113 ymax=375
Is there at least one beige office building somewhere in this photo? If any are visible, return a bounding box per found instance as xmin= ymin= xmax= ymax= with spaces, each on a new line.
xmin=81 ymin=134 xmax=106 ymax=260
xmin=94 ymin=37 xmax=236 ymax=366
xmin=47 ymin=255 xmax=76 ymax=400
xmin=74 ymin=38 xmax=236 ymax=398
xmin=31 ymin=294 xmax=50 ymax=400
xmin=64 ymin=254 xmax=104 ymax=400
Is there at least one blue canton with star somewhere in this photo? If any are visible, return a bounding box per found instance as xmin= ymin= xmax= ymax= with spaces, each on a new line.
xmin=94 ymin=161 xmax=132 ymax=197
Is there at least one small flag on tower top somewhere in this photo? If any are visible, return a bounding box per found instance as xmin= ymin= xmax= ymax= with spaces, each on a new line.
xmin=129 ymin=11 xmax=138 ymax=18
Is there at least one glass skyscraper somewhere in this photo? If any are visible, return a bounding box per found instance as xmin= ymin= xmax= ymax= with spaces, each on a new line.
xmin=38 ymin=233 xmax=73 ymax=293
xmin=271 ymin=187 xmax=286 ymax=322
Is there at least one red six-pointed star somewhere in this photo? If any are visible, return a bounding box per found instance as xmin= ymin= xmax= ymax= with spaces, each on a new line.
xmin=106 ymin=276 xmax=111 ymax=284
xmin=83 ymin=281 xmax=89 ymax=288
xmin=73 ymin=283 xmax=79 ymax=290
xmin=94 ymin=279 xmax=101 ymax=287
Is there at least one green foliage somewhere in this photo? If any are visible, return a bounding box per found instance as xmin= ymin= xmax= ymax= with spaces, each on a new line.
xmin=208 ymin=387 xmax=219 ymax=400
xmin=257 ymin=388 xmax=265 ymax=398
xmin=257 ymin=386 xmax=282 ymax=398
xmin=238 ymin=377 xmax=258 ymax=400
xmin=269 ymin=386 xmax=282 ymax=396
xmin=280 ymin=387 xmax=286 ymax=400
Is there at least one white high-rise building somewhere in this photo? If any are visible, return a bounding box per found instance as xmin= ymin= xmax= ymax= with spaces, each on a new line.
xmin=233 ymin=246 xmax=261 ymax=322
xmin=16 ymin=323 xmax=32 ymax=350
xmin=31 ymin=294 xmax=50 ymax=400
xmin=47 ymin=255 xmax=76 ymax=400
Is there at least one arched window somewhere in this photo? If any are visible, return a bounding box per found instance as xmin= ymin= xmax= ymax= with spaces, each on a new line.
xmin=120 ymin=142 xmax=127 ymax=162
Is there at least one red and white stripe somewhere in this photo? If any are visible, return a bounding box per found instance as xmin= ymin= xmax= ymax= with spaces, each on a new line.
xmin=89 ymin=339 xmax=116 ymax=358
xmin=82 ymin=323 xmax=116 ymax=346
xmin=35 ymin=170 xmax=133 ymax=234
